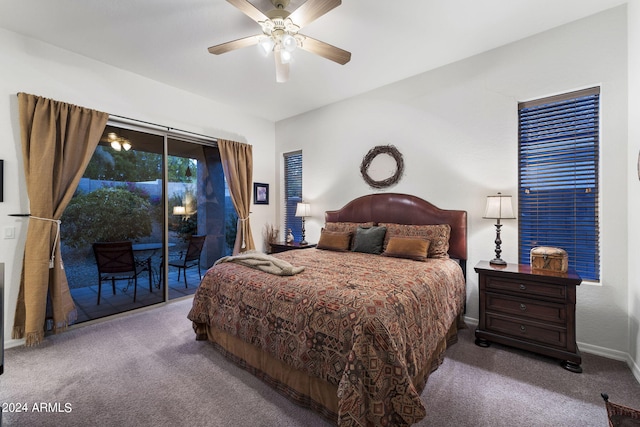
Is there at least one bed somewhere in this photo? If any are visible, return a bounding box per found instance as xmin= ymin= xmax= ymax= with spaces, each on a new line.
xmin=188 ymin=193 xmax=467 ymax=426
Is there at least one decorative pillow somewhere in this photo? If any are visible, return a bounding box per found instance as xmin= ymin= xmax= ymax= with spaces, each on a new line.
xmin=317 ymin=230 xmax=352 ymax=252
xmin=324 ymin=222 xmax=375 ymax=249
xmin=324 ymin=221 xmax=375 ymax=234
xmin=351 ymin=226 xmax=387 ymax=254
xmin=382 ymin=237 xmax=430 ymax=261
xmin=379 ymin=223 xmax=451 ymax=259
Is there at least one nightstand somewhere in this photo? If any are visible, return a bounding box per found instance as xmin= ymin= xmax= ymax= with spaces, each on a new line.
xmin=269 ymin=242 xmax=316 ymax=254
xmin=474 ymin=260 xmax=582 ymax=373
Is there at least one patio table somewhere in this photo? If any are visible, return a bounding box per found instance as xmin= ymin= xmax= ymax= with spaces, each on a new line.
xmin=132 ymin=243 xmax=175 ymax=288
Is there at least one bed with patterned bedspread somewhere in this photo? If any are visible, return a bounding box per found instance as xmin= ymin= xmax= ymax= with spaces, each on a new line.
xmin=187 ymin=193 xmax=468 ymax=426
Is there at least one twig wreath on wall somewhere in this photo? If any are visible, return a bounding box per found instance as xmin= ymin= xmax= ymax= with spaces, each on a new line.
xmin=360 ymin=145 xmax=404 ymax=189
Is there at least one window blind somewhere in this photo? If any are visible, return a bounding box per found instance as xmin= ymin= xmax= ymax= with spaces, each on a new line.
xmin=284 ymin=151 xmax=303 ymax=241
xmin=518 ymin=87 xmax=600 ymax=281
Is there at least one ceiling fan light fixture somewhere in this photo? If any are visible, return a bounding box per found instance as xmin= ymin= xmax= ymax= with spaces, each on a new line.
xmin=110 ymin=140 xmax=122 ymax=151
xmin=281 ymin=33 xmax=297 ymax=52
xmin=258 ymin=36 xmax=275 ymax=54
xmin=107 ymin=131 xmax=131 ymax=151
xmin=209 ymin=0 xmax=351 ymax=82
xmin=280 ymin=49 xmax=292 ymax=64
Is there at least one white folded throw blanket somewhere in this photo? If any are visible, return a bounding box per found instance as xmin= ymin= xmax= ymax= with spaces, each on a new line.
xmin=214 ymin=250 xmax=305 ymax=276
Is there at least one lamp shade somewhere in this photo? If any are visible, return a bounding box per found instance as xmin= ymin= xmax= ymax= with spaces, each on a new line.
xmin=295 ymin=203 xmax=311 ymax=217
xmin=281 ymin=34 xmax=297 ymax=52
xmin=173 ymin=206 xmax=186 ymax=215
xmin=483 ymin=193 xmax=515 ymax=220
xmin=110 ymin=140 xmax=122 ymax=151
xmin=258 ymin=36 xmax=275 ymax=55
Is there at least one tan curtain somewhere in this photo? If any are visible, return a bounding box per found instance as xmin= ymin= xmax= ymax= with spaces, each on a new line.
xmin=218 ymin=139 xmax=255 ymax=254
xmin=13 ymin=93 xmax=108 ymax=346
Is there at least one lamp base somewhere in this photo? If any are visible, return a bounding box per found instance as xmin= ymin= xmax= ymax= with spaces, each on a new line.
xmin=490 ymin=221 xmax=506 ymax=267
xmin=300 ymin=217 xmax=307 ymax=246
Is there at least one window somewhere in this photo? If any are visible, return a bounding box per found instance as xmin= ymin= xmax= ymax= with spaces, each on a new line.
xmin=283 ymin=151 xmax=302 ymax=241
xmin=518 ymin=87 xmax=600 ymax=281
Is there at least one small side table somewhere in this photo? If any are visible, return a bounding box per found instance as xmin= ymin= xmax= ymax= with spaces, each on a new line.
xmin=474 ymin=260 xmax=582 ymax=372
xmin=269 ymin=241 xmax=316 ymax=254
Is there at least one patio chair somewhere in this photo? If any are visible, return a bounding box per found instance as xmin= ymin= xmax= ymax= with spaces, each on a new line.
xmin=167 ymin=235 xmax=206 ymax=288
xmin=92 ymin=241 xmax=152 ymax=304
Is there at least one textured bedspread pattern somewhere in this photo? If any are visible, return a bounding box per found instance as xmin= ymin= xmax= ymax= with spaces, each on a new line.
xmin=188 ymin=249 xmax=465 ymax=426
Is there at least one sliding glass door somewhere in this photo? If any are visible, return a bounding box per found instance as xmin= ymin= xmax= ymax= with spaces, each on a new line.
xmin=165 ymin=138 xmax=236 ymax=300
xmin=61 ymin=123 xmax=235 ymax=322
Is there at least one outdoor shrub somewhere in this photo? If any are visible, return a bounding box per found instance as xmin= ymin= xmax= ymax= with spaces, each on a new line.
xmin=225 ymin=209 xmax=238 ymax=253
xmin=62 ymin=187 xmax=153 ymax=248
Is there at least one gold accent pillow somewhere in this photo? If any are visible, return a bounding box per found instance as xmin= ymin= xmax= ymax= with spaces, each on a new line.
xmin=382 ymin=237 xmax=430 ymax=261
xmin=317 ymin=230 xmax=352 ymax=252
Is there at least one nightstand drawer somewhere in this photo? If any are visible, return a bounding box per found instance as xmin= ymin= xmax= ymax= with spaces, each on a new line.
xmin=486 ymin=276 xmax=567 ymax=301
xmin=486 ymin=293 xmax=566 ymax=324
xmin=486 ymin=313 xmax=567 ymax=348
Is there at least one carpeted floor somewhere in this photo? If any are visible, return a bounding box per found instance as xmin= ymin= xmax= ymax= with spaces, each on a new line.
xmin=1 ymin=298 xmax=639 ymax=426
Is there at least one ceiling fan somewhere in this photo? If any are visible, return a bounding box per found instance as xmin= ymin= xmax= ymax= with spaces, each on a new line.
xmin=208 ymin=0 xmax=351 ymax=83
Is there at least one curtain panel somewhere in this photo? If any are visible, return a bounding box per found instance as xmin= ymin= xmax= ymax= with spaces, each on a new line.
xmin=13 ymin=93 xmax=108 ymax=346
xmin=218 ymin=139 xmax=255 ymax=254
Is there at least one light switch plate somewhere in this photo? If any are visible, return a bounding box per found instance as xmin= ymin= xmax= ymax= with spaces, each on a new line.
xmin=4 ymin=226 xmax=15 ymax=239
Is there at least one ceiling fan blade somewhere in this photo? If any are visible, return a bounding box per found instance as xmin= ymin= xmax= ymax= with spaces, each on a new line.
xmin=289 ymin=0 xmax=341 ymax=28
xmin=226 ymin=0 xmax=269 ymax=23
xmin=208 ymin=35 xmax=262 ymax=55
xmin=299 ymin=36 xmax=351 ymax=65
xmin=274 ymin=51 xmax=290 ymax=83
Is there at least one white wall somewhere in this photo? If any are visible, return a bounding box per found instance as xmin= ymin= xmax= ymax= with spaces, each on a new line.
xmin=627 ymin=1 xmax=640 ymax=378
xmin=0 ymin=28 xmax=276 ymax=348
xmin=276 ymin=7 xmax=631 ymax=360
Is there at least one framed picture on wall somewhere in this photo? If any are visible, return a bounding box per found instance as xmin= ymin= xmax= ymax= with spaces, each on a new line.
xmin=254 ymin=182 xmax=269 ymax=205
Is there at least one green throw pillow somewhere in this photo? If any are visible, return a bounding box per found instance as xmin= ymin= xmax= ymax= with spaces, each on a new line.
xmin=352 ymin=226 xmax=387 ymax=254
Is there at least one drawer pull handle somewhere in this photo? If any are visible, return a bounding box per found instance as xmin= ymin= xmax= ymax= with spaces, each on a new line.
xmin=520 ymin=325 xmax=527 ymax=333
xmin=520 ymin=304 xmax=527 ymax=311
xmin=519 ymin=284 xmax=526 ymax=290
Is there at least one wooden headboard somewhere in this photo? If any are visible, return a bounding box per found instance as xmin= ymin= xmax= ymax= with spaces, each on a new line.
xmin=325 ymin=193 xmax=468 ymax=272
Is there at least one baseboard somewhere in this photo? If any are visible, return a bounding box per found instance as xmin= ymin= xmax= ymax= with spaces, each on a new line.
xmin=579 ymin=341 xmax=640 ymax=385
xmin=5 ymin=338 xmax=25 ymax=349
xmin=628 ymin=355 xmax=640 ymax=385
xmin=578 ymin=341 xmax=629 ymax=362
xmin=463 ymin=316 xmax=478 ymax=328
xmin=464 ymin=316 xmax=640 ymax=384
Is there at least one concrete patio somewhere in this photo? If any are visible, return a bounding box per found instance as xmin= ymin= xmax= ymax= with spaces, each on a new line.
xmin=70 ymin=266 xmax=204 ymax=322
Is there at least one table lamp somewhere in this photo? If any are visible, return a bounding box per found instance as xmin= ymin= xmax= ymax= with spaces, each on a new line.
xmin=295 ymin=202 xmax=311 ymax=245
xmin=483 ymin=193 xmax=516 ymax=265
